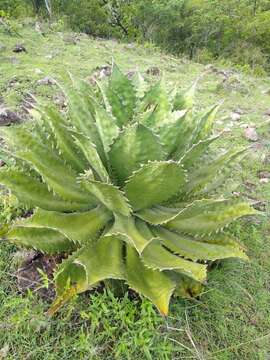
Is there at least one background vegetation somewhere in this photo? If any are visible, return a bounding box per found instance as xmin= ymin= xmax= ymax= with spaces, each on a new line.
xmin=0 ymin=1 xmax=270 ymax=357
xmin=1 ymin=0 xmax=270 ymax=74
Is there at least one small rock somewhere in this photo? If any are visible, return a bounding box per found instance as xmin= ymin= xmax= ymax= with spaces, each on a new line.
xmin=258 ymin=170 xmax=270 ymax=179
xmin=204 ymin=64 xmax=215 ymax=71
xmin=230 ymin=112 xmax=241 ymax=121
xmin=13 ymin=44 xmax=27 ymax=53
xmin=260 ymin=178 xmax=269 ymax=184
xmin=63 ymin=34 xmax=79 ymax=45
xmin=146 ymin=66 xmax=161 ymax=76
xmin=89 ymin=65 xmax=112 ymax=84
xmin=244 ymin=127 xmax=258 ymax=142
xmin=37 ymin=76 xmax=56 ymax=86
xmin=126 ymin=70 xmax=136 ymax=80
xmin=126 ymin=43 xmax=135 ymax=49
xmin=0 ymin=344 xmax=9 ymax=359
xmin=0 ymin=107 xmax=21 ymax=126
xmin=234 ymin=107 xmax=245 ymax=115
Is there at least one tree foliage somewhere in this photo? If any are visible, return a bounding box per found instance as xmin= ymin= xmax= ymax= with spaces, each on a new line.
xmin=1 ymin=0 xmax=270 ymax=71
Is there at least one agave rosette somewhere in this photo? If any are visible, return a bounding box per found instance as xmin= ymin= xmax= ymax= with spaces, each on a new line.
xmin=0 ymin=64 xmax=256 ymax=315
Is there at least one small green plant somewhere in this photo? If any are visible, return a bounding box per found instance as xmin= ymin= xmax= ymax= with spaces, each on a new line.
xmin=0 ymin=64 xmax=257 ymax=315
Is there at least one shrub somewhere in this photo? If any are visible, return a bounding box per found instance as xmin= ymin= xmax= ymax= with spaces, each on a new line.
xmin=0 ymin=65 xmax=256 ymax=315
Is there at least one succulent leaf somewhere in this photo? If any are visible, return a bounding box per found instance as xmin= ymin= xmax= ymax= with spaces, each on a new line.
xmin=0 ymin=168 xmax=90 ymax=211
xmin=7 ymin=226 xmax=76 ymax=254
xmin=18 ymin=206 xmax=112 ymax=243
xmin=107 ymin=63 xmax=136 ymax=127
xmin=109 ymin=124 xmax=166 ymax=185
xmin=80 ymin=178 xmax=131 ymax=216
xmin=124 ymin=161 xmax=186 ymax=210
xmin=165 ymin=199 xmax=257 ymax=235
xmin=141 ymin=239 xmax=207 ymax=282
xmin=125 ymin=245 xmax=175 ymax=316
xmin=153 ymin=227 xmax=248 ymax=261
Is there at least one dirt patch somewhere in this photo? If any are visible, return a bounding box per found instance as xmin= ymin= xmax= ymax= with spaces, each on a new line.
xmin=16 ymin=252 xmax=63 ymax=301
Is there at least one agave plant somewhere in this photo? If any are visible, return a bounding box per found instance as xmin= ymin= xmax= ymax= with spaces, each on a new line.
xmin=0 ymin=64 xmax=257 ymax=315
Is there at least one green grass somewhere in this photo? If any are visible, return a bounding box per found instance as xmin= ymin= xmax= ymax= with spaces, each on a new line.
xmin=0 ymin=19 xmax=270 ymax=359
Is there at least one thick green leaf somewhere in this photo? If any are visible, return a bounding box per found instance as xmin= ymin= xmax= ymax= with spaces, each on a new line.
xmin=136 ymin=205 xmax=182 ymax=225
xmin=56 ymin=236 xmax=125 ymax=295
xmin=132 ymin=71 xmax=148 ymax=98
xmin=80 ymin=179 xmax=131 ymax=216
xmin=165 ymin=199 xmax=257 ymax=236
xmin=6 ymin=226 xmax=76 ymax=254
xmin=155 ymin=110 xmax=188 ymax=156
xmin=125 ymin=245 xmax=175 ymax=316
xmin=72 ymin=131 xmax=109 ymax=183
xmin=124 ymin=161 xmax=186 ymax=210
xmin=191 ymin=104 xmax=220 ymax=143
xmin=173 ymin=80 xmax=197 ymax=111
xmin=107 ymin=64 xmax=136 ymax=127
xmin=61 ymin=83 xmax=101 ymax=143
xmin=139 ymin=80 xmax=171 ymax=128
xmin=0 ymin=168 xmax=90 ymax=211
xmin=109 ymin=124 xmax=166 ymax=185
xmin=19 ymin=206 xmax=112 ymax=243
xmin=42 ymin=106 xmax=87 ymax=172
xmin=16 ymin=149 xmax=94 ymax=204
xmin=95 ymin=105 xmax=119 ymax=153
xmin=180 ymin=135 xmax=220 ymax=166
xmin=109 ymin=215 xmax=152 ymax=253
xmin=153 ymin=227 xmax=248 ymax=261
xmin=180 ymin=148 xmax=247 ymax=197
xmin=1 ymin=126 xmax=94 ymax=203
xmin=141 ymin=239 xmax=207 ymax=282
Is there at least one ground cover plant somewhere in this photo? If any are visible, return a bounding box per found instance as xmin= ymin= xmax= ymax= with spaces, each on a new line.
xmin=0 ymin=22 xmax=269 ymax=359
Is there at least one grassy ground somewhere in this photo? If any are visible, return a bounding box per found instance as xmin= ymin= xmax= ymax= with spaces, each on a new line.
xmin=0 ymin=19 xmax=270 ymax=359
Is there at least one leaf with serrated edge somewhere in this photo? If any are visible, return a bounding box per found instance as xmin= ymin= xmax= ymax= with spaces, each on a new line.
xmin=109 ymin=124 xmax=166 ymax=185
xmin=156 ymin=110 xmax=188 ymax=156
xmin=72 ymin=131 xmax=109 ymax=183
xmin=136 ymin=205 xmax=183 ymax=225
xmin=125 ymin=245 xmax=175 ymax=316
xmin=165 ymin=199 xmax=258 ymax=236
xmin=1 ymin=127 xmax=94 ymax=204
xmin=124 ymin=161 xmax=186 ymax=210
xmin=173 ymin=79 xmax=197 ymax=111
xmin=180 ymin=135 xmax=220 ymax=166
xmin=18 ymin=206 xmax=112 ymax=243
xmin=107 ymin=63 xmax=136 ymax=127
xmin=0 ymin=168 xmax=90 ymax=211
xmin=192 ymin=104 xmax=220 ymax=143
xmin=182 ymin=148 xmax=248 ymax=196
xmin=7 ymin=226 xmax=76 ymax=254
xmin=42 ymin=106 xmax=87 ymax=172
xmin=152 ymin=227 xmax=248 ymax=261
xmin=139 ymin=80 xmax=171 ymax=128
xmin=80 ymin=179 xmax=131 ymax=216
xmin=108 ymin=215 xmax=152 ymax=253
xmin=95 ymin=105 xmax=119 ymax=153
xmin=56 ymin=236 xmax=124 ymax=295
xmin=141 ymin=239 xmax=207 ymax=282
